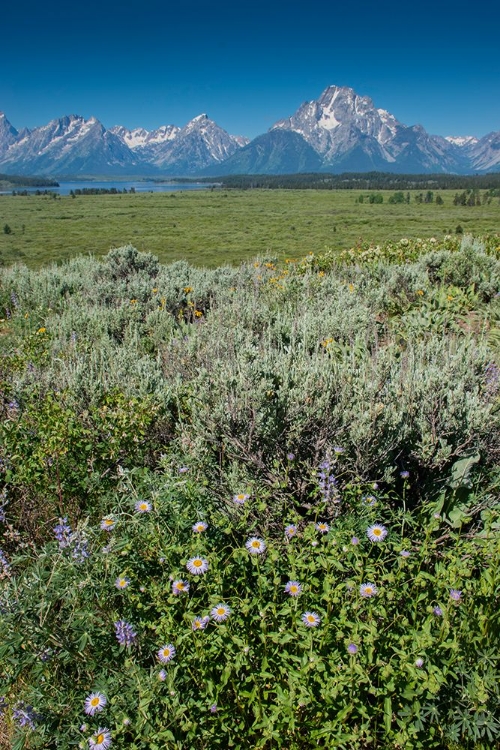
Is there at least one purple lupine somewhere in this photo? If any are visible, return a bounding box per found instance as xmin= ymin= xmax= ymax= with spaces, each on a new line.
xmin=12 ymin=702 xmax=40 ymax=730
xmin=0 ymin=550 xmax=10 ymax=576
xmin=54 ymin=517 xmax=72 ymax=549
xmin=71 ymin=534 xmax=90 ymax=563
xmin=485 ymin=362 xmax=500 ymax=396
xmin=317 ymin=458 xmax=339 ymax=504
xmin=114 ymin=620 xmax=137 ymax=647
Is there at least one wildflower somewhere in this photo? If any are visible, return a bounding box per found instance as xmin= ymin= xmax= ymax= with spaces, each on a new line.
xmin=88 ymin=727 xmax=112 ymax=749
xmin=210 ymin=704 xmax=218 ymax=713
xmin=0 ymin=549 xmax=10 ymax=575
xmin=72 ymin=533 xmax=90 ymax=563
xmin=114 ymin=620 xmax=137 ymax=647
xmin=351 ymin=536 xmax=360 ymax=545
xmin=315 ymin=522 xmax=330 ymax=534
xmin=333 ymin=445 xmax=344 ymax=454
xmin=367 ymin=524 xmax=388 ymax=542
xmin=54 ymin=517 xmax=72 ymax=549
xmin=301 ymin=612 xmax=321 ymax=628
xmin=245 ymin=537 xmax=266 ymax=555
xmin=84 ymin=692 xmax=107 ymax=716
xmin=359 ymin=583 xmax=378 ymax=598
xmin=414 ymin=657 xmax=424 ymax=668
xmin=158 ymin=670 xmax=167 ymax=681
xmin=317 ymin=459 xmax=338 ymax=503
xmin=186 ymin=556 xmax=209 ymax=575
xmin=0 ymin=697 xmax=7 ymax=717
xmin=362 ymin=495 xmax=377 ymax=507
xmin=178 ymin=466 xmax=189 ymax=474
xmin=285 ymin=581 xmax=302 ymax=597
xmin=400 ymin=470 xmax=410 ymax=479
xmin=115 ymin=576 xmax=130 ymax=590
xmin=211 ymin=603 xmax=231 ymax=622
xmin=122 ymin=718 xmax=130 ymax=726
xmin=285 ymin=524 xmax=297 ymax=539
xmin=80 ymin=723 xmax=88 ymax=732
xmin=192 ymin=521 xmax=207 ymax=533
xmin=347 ymin=643 xmax=358 ymax=654
xmin=450 ymin=589 xmax=462 ymax=601
xmin=192 ymin=615 xmax=210 ymax=631
xmin=100 ymin=517 xmax=115 ymax=532
xmin=157 ymin=644 xmax=176 ymax=663
xmin=400 ymin=550 xmax=411 ymax=558
xmin=12 ymin=702 xmax=39 ymax=730
xmin=233 ymin=493 xmax=249 ymax=506
xmin=286 ymin=452 xmax=295 ymax=461
xmin=433 ymin=606 xmax=443 ymax=616
xmin=135 ymin=500 xmax=151 ymax=513
xmin=172 ymin=580 xmax=190 ymax=595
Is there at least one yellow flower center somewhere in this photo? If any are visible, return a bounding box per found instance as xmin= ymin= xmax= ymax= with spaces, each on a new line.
xmin=365 ymin=587 xmax=373 ymax=594
xmin=91 ymin=697 xmax=100 ymax=706
xmin=193 ymin=559 xmax=202 ymax=567
xmin=217 ymin=608 xmax=225 ymax=615
xmin=96 ymin=734 xmax=104 ymax=743
xmin=290 ymin=586 xmax=298 ymax=593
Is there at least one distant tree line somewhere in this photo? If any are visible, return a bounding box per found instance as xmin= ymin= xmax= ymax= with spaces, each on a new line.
xmin=69 ymin=187 xmax=136 ymax=196
xmin=0 ymin=173 xmax=59 ymax=188
xmin=195 ymin=172 xmax=500 ymax=191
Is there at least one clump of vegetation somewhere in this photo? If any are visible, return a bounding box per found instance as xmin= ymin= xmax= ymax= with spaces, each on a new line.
xmin=0 ymin=238 xmax=499 ymax=748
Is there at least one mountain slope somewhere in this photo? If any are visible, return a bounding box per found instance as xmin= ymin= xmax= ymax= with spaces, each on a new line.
xmin=202 ymin=129 xmax=323 ymax=175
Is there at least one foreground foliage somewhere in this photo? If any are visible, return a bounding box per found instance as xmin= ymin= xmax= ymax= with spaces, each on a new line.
xmin=0 ymin=236 xmax=499 ymax=748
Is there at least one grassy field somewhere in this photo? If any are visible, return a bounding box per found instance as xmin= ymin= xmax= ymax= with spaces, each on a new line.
xmin=0 ymin=188 xmax=499 ymax=268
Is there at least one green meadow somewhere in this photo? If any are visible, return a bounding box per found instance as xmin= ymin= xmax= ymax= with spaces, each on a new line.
xmin=1 ymin=188 xmax=499 ymax=268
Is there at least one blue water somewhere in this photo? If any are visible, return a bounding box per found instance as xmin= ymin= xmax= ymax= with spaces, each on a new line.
xmin=2 ymin=180 xmax=212 ymax=195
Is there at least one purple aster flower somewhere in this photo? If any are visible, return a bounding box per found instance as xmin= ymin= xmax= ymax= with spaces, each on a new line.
xmin=414 ymin=657 xmax=424 ymax=668
xmin=450 ymin=589 xmax=462 ymax=601
xmin=284 ymin=581 xmax=302 ymax=597
xmin=192 ymin=615 xmax=210 ymax=631
xmin=400 ymin=470 xmax=410 ymax=479
xmin=158 ymin=669 xmax=167 ymax=681
xmin=114 ymin=620 xmax=137 ymax=647
xmin=351 ymin=536 xmax=359 ymax=545
xmin=210 ymin=704 xmax=218 ymax=713
xmin=400 ymin=550 xmax=411 ymax=558
xmin=433 ymin=606 xmax=443 ymax=617
xmin=347 ymin=643 xmax=358 ymax=654
xmin=284 ymin=524 xmax=297 ymax=539
xmin=301 ymin=611 xmax=321 ymax=627
xmin=367 ymin=524 xmax=388 ymax=542
xmin=178 ymin=466 xmax=189 ymax=474
xmin=286 ymin=452 xmax=295 ymax=461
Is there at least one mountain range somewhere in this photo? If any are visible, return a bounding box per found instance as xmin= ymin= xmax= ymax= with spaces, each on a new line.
xmin=1 ymin=86 xmax=499 ymax=176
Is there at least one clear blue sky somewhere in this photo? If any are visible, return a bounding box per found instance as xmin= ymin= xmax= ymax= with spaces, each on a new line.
xmin=2 ymin=0 xmax=499 ymax=139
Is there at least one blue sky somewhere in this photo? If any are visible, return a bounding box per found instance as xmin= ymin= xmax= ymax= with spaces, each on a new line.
xmin=2 ymin=0 xmax=499 ymax=139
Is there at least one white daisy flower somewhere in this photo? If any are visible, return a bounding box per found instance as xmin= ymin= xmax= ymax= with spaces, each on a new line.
xmin=172 ymin=580 xmax=190 ymax=595
xmin=192 ymin=521 xmax=208 ymax=533
xmin=367 ymin=524 xmax=388 ymax=542
xmin=359 ymin=582 xmax=378 ymax=598
xmin=245 ymin=537 xmax=266 ymax=555
xmin=135 ymin=500 xmax=151 ymax=513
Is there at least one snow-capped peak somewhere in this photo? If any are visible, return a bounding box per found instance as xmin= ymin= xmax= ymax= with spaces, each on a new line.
xmin=445 ymin=135 xmax=479 ymax=147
